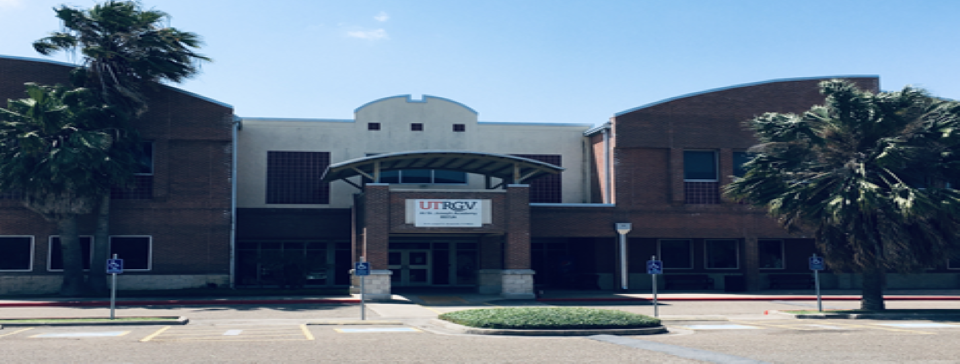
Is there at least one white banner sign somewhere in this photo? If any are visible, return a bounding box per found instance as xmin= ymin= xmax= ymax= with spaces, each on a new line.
xmin=414 ymin=199 xmax=482 ymax=227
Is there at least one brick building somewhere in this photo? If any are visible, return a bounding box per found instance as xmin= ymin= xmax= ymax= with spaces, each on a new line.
xmin=0 ymin=56 xmax=234 ymax=294
xmin=3 ymin=55 xmax=956 ymax=296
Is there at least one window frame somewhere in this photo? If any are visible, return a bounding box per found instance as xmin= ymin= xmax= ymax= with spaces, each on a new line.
xmin=47 ymin=235 xmax=94 ymax=272
xmin=367 ymin=123 xmax=381 ymax=131
xmin=758 ymin=239 xmax=786 ymax=270
xmin=684 ymin=150 xmax=719 ymax=182
xmin=411 ymin=123 xmax=423 ymax=131
xmin=453 ymin=124 xmax=466 ymax=132
xmin=0 ymin=235 xmax=34 ymax=272
xmin=948 ymin=256 xmax=960 ymax=270
xmin=109 ymin=235 xmax=153 ymax=271
xmin=704 ymin=239 xmax=740 ymax=270
xmin=657 ymin=239 xmax=694 ymax=270
xmin=136 ymin=141 xmax=154 ymax=176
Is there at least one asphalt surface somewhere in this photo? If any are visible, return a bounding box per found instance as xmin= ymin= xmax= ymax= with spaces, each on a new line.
xmin=2 ymin=290 xmax=959 ymax=363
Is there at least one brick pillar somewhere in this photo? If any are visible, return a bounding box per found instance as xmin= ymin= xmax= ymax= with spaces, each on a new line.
xmin=478 ymin=235 xmax=503 ymax=294
xmin=744 ymin=236 xmax=761 ymax=291
xmin=351 ymin=183 xmax=391 ymax=300
xmin=670 ymin=148 xmax=684 ymax=205
xmin=719 ymin=148 xmax=733 ymax=202
xmin=362 ymin=184 xmax=390 ymax=270
xmin=502 ymin=185 xmax=535 ymax=299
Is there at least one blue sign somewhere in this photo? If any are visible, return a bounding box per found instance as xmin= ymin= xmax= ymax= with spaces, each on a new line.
xmin=646 ymin=260 xmax=663 ymax=274
xmin=354 ymin=262 xmax=370 ymax=276
xmin=809 ymin=256 xmax=825 ymax=271
xmin=107 ymin=259 xmax=123 ymax=274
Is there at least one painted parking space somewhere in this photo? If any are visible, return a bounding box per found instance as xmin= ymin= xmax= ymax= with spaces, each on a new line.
xmin=879 ymin=322 xmax=960 ymax=329
xmin=32 ymin=331 xmax=129 ymax=338
xmin=141 ymin=325 xmax=314 ymax=342
xmin=334 ymin=327 xmax=421 ymax=333
xmin=678 ymin=324 xmax=762 ymax=330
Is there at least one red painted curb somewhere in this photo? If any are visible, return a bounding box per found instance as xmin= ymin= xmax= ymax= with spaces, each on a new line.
xmin=0 ymin=299 xmax=361 ymax=308
xmin=537 ymin=296 xmax=960 ymax=302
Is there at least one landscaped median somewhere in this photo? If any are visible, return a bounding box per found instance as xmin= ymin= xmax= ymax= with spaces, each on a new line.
xmin=769 ymin=309 xmax=960 ymax=320
xmin=434 ymin=307 xmax=666 ymax=336
xmin=0 ymin=316 xmax=188 ymax=327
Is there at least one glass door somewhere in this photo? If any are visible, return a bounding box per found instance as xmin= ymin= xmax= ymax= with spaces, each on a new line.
xmin=388 ymin=250 xmax=432 ymax=286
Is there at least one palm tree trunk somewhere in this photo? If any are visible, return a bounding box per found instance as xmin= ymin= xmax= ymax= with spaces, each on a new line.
xmin=87 ymin=194 xmax=111 ymax=294
xmin=58 ymin=215 xmax=86 ymax=296
xmin=860 ymin=266 xmax=886 ymax=311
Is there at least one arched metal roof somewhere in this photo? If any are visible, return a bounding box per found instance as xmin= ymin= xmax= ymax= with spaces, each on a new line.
xmin=320 ymin=150 xmax=564 ymax=187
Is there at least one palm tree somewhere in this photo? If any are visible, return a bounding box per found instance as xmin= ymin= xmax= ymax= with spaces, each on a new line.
xmin=725 ymin=80 xmax=960 ymax=310
xmin=33 ymin=1 xmax=210 ymax=293
xmin=0 ymin=83 xmax=133 ymax=296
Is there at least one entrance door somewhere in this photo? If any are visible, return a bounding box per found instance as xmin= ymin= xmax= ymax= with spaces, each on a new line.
xmin=388 ymin=250 xmax=431 ymax=286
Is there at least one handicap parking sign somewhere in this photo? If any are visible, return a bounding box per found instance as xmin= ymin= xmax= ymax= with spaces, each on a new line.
xmin=107 ymin=259 xmax=123 ymax=274
xmin=809 ymin=256 xmax=825 ymax=271
xmin=354 ymin=262 xmax=370 ymax=276
xmin=646 ymin=260 xmax=663 ymax=274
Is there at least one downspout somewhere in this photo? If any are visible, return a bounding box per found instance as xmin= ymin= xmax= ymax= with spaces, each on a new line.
xmin=230 ymin=116 xmax=241 ymax=289
xmin=602 ymin=125 xmax=611 ymax=204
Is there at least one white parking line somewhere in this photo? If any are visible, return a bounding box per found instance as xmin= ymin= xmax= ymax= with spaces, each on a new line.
xmin=223 ymin=330 xmax=243 ymax=336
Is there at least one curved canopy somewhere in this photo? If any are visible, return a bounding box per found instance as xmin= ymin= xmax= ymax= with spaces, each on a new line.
xmin=320 ymin=150 xmax=564 ymax=186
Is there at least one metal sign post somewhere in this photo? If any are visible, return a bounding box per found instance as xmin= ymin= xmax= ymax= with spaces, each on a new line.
xmin=615 ymin=223 xmax=632 ymax=291
xmin=809 ymin=254 xmax=825 ymax=312
xmin=106 ymin=254 xmax=123 ymax=320
xmin=355 ymin=259 xmax=371 ymax=321
xmin=646 ymin=256 xmax=663 ymax=318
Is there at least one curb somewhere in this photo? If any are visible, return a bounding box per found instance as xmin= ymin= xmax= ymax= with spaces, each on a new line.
xmin=0 ymin=299 xmax=360 ymax=308
xmin=428 ymin=319 xmax=668 ymax=336
xmin=537 ymin=296 xmax=960 ymax=303
xmin=767 ymin=310 xmax=960 ymax=320
xmin=0 ymin=316 xmax=189 ymax=326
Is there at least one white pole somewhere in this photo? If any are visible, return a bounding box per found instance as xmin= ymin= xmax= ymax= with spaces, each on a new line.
xmin=619 ymin=233 xmax=628 ymax=291
xmin=360 ymin=256 xmax=366 ymax=321
xmin=110 ymin=253 xmax=117 ymax=320
xmin=651 ymin=255 xmax=658 ymax=318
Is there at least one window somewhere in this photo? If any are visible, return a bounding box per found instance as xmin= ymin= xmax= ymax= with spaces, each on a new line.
xmin=411 ymin=123 xmax=423 ymax=131
xmin=948 ymin=256 xmax=960 ymax=270
xmin=758 ymin=239 xmax=785 ymax=269
xmin=109 ymin=236 xmax=152 ymax=270
xmin=684 ymin=150 xmax=719 ymax=204
xmin=112 ymin=142 xmax=154 ymax=199
xmin=733 ymin=151 xmax=751 ymax=178
xmin=371 ymin=169 xmax=467 ymax=184
xmin=266 ymin=151 xmax=331 ymax=204
xmin=453 ymin=124 xmax=465 ymax=132
xmin=368 ymin=123 xmax=381 ymax=131
xmin=363 ymin=154 xmax=467 ymax=184
xmin=0 ymin=236 xmax=33 ymax=271
xmin=658 ymin=239 xmax=693 ymax=269
xmin=512 ymin=154 xmax=562 ymax=203
xmin=48 ymin=236 xmax=94 ymax=271
xmin=705 ymin=239 xmax=739 ymax=269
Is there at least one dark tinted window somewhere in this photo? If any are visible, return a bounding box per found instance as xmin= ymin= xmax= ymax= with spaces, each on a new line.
xmin=266 ymin=151 xmax=330 ymax=204
xmin=659 ymin=239 xmax=692 ymax=269
xmin=110 ymin=236 xmax=151 ymax=270
xmin=684 ymin=151 xmax=717 ymax=181
xmin=0 ymin=237 xmax=32 ymax=270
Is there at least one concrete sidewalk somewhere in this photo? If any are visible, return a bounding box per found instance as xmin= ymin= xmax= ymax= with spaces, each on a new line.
xmin=0 ymin=288 xmax=957 ymax=308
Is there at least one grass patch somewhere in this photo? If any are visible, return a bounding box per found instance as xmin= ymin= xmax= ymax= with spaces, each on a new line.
xmin=0 ymin=287 xmax=349 ymax=299
xmin=0 ymin=317 xmax=178 ymax=324
xmin=784 ymin=309 xmax=960 ymax=315
xmin=439 ymin=307 xmax=660 ymax=330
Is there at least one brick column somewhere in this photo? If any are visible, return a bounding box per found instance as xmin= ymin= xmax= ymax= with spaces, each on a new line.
xmin=478 ymin=235 xmax=503 ymax=294
xmin=502 ymin=185 xmax=534 ymax=299
xmin=362 ymin=184 xmax=390 ymax=270
xmin=670 ymin=148 xmax=685 ymax=205
xmin=744 ymin=236 xmax=761 ymax=291
xmin=351 ymin=183 xmax=391 ymax=299
xmin=719 ymin=148 xmax=733 ymax=202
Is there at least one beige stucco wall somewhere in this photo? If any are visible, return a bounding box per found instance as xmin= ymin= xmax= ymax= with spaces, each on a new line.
xmin=237 ymin=95 xmax=593 ymax=208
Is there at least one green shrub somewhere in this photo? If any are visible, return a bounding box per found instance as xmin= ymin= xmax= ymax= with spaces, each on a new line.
xmin=439 ymin=307 xmax=660 ymax=330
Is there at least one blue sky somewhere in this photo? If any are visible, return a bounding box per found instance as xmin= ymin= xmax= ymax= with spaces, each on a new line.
xmin=0 ymin=0 xmax=958 ymax=125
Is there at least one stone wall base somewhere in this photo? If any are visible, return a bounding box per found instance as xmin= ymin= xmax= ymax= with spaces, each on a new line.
xmin=501 ymin=269 xmax=535 ymax=299
xmin=350 ymin=270 xmax=392 ymax=300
